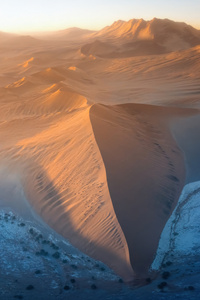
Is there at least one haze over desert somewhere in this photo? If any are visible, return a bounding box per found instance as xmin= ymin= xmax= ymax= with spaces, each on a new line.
xmin=0 ymin=12 xmax=200 ymax=299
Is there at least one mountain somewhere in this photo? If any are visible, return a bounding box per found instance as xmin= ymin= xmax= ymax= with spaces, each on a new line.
xmin=82 ymin=18 xmax=200 ymax=57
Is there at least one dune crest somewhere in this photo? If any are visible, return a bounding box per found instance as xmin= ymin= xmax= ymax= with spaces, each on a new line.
xmin=18 ymin=57 xmax=34 ymax=68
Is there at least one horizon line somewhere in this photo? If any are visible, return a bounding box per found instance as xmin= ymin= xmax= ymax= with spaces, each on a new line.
xmin=1 ymin=17 xmax=200 ymax=35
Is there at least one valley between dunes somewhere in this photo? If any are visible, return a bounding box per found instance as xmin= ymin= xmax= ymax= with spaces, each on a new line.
xmin=0 ymin=18 xmax=200 ymax=284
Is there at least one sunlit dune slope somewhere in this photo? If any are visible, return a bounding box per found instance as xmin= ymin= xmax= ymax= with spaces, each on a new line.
xmin=0 ymin=97 xmax=133 ymax=281
xmin=90 ymin=103 xmax=199 ymax=276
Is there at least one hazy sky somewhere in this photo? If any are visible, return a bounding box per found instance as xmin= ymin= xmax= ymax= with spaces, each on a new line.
xmin=0 ymin=0 xmax=199 ymax=33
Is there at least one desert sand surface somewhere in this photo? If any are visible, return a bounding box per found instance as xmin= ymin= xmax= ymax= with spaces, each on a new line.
xmin=1 ymin=17 xmax=200 ymax=297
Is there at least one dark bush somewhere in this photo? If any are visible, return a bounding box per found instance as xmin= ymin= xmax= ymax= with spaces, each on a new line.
xmin=185 ymin=286 xmax=195 ymax=291
xmin=51 ymin=243 xmax=59 ymax=250
xmin=146 ymin=278 xmax=152 ymax=284
xmin=158 ymin=282 xmax=167 ymax=290
xmin=64 ymin=285 xmax=70 ymax=290
xmin=36 ymin=249 xmax=48 ymax=256
xmin=71 ymin=264 xmax=78 ymax=269
xmin=70 ymin=278 xmax=76 ymax=283
xmin=91 ymin=284 xmax=97 ymax=290
xmin=162 ymin=271 xmax=170 ymax=279
xmin=52 ymin=252 xmax=60 ymax=259
xmin=26 ymin=285 xmax=34 ymax=290
xmin=29 ymin=228 xmax=34 ymax=235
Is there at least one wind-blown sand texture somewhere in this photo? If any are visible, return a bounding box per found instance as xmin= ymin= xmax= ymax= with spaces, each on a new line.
xmin=0 ymin=18 xmax=200 ymax=283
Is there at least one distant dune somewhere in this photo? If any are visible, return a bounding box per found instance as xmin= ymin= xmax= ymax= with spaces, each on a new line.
xmin=38 ymin=27 xmax=95 ymax=41
xmin=0 ymin=18 xmax=200 ymax=286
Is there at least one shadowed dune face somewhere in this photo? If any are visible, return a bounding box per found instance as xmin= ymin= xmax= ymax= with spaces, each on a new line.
xmin=90 ymin=103 xmax=199 ymax=276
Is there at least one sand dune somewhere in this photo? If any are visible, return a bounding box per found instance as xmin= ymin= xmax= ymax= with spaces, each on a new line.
xmin=0 ymin=18 xmax=200 ymax=285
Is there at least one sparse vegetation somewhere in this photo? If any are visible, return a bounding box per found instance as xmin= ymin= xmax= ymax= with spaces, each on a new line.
xmin=52 ymin=251 xmax=60 ymax=259
xmin=184 ymin=286 xmax=195 ymax=291
xmin=26 ymin=285 xmax=34 ymax=290
xmin=91 ymin=284 xmax=97 ymax=290
xmin=19 ymin=223 xmax=25 ymax=227
xmin=64 ymin=285 xmax=70 ymax=290
xmin=51 ymin=242 xmax=59 ymax=250
xmin=71 ymin=264 xmax=78 ymax=269
xmin=162 ymin=271 xmax=170 ymax=279
xmin=157 ymin=281 xmax=167 ymax=290
xmin=145 ymin=278 xmax=151 ymax=284
xmin=36 ymin=249 xmax=48 ymax=256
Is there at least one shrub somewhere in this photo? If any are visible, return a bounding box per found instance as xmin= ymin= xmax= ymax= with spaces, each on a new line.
xmin=145 ymin=278 xmax=151 ymax=284
xmin=64 ymin=285 xmax=70 ymax=290
xmin=26 ymin=285 xmax=34 ymax=290
xmin=162 ymin=271 xmax=170 ymax=279
xmin=51 ymin=243 xmax=59 ymax=250
xmin=91 ymin=284 xmax=97 ymax=290
xmin=71 ymin=264 xmax=78 ymax=269
xmin=157 ymin=282 xmax=167 ymax=290
xmin=52 ymin=252 xmax=60 ymax=259
xmin=36 ymin=249 xmax=48 ymax=256
xmin=185 ymin=286 xmax=195 ymax=291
